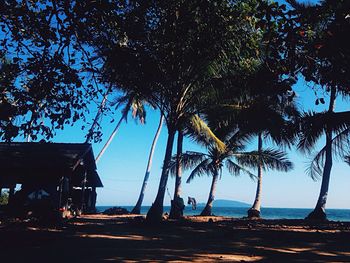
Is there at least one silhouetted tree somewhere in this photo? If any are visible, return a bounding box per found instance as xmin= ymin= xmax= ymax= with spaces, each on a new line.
xmin=0 ymin=1 xmax=102 ymax=141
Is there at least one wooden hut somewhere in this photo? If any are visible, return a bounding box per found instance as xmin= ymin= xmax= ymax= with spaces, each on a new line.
xmin=0 ymin=142 xmax=102 ymax=217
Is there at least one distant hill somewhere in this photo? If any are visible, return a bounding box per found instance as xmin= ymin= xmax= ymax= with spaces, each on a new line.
xmin=197 ymin=199 xmax=250 ymax=207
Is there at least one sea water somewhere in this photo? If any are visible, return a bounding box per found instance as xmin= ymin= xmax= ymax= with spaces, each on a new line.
xmin=96 ymin=206 xmax=350 ymax=221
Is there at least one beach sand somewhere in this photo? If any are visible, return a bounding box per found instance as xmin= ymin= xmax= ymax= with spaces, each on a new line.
xmin=1 ymin=214 xmax=350 ymax=262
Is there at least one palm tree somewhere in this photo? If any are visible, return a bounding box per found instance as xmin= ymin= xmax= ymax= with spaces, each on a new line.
xmin=168 ymin=129 xmax=184 ymax=219
xmin=241 ymin=76 xmax=299 ymax=219
xmin=203 ymin=68 xmax=299 ymax=218
xmin=169 ymin=115 xmax=225 ymax=219
xmin=289 ymin=0 xmax=350 ymax=220
xmin=131 ymin=113 xmax=164 ymax=214
xmin=300 ymin=87 xmax=335 ymax=220
xmin=95 ymin=90 xmax=146 ymax=162
xmin=247 ymin=130 xmax=295 ymax=218
xmin=171 ymin=126 xmax=293 ymax=216
xmin=299 ymin=87 xmax=350 ymax=220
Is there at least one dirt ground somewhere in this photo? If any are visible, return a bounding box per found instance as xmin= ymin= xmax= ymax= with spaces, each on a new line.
xmin=1 ymin=214 xmax=350 ymax=262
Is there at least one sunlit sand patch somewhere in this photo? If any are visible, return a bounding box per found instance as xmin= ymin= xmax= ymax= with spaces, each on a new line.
xmin=78 ymin=233 xmax=159 ymax=241
xmin=255 ymin=246 xmax=298 ymax=254
xmin=81 ymin=214 xmax=144 ymax=220
xmin=71 ymin=222 xmax=104 ymax=226
xmin=185 ymin=216 xmax=231 ymax=223
xmin=288 ymin=247 xmax=313 ymax=252
xmin=105 ymin=251 xmax=263 ymax=262
xmin=27 ymin=227 xmax=63 ymax=233
xmin=313 ymin=251 xmax=338 ymax=257
xmin=190 ymin=253 xmax=263 ymax=262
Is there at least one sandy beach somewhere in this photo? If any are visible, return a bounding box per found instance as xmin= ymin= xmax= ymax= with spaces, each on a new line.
xmin=1 ymin=214 xmax=350 ymax=262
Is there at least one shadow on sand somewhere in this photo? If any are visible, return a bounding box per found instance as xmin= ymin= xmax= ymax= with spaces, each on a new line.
xmin=1 ymin=215 xmax=350 ymax=262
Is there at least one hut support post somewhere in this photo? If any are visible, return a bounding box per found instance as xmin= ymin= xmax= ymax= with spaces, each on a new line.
xmin=58 ymin=177 xmax=63 ymax=209
xmin=80 ymin=172 xmax=87 ymax=213
xmin=8 ymin=185 xmax=15 ymax=205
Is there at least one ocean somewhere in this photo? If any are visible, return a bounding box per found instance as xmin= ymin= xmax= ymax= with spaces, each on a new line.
xmin=96 ymin=206 xmax=350 ymax=222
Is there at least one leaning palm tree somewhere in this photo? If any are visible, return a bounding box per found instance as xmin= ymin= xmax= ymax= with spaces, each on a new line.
xmin=131 ymin=113 xmax=164 ymax=214
xmin=95 ymin=90 xmax=146 ymax=162
xmin=171 ymin=126 xmax=293 ymax=216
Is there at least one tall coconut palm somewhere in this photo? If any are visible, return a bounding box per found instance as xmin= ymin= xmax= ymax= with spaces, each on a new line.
xmin=168 ymin=129 xmax=184 ymax=219
xmin=131 ymin=113 xmax=164 ymax=214
xmin=299 ymin=88 xmax=350 ymax=220
xmin=204 ymin=68 xmax=299 ymax=218
xmin=241 ymin=77 xmax=299 ymax=218
xmin=289 ymin=0 xmax=350 ymax=220
xmin=300 ymin=87 xmax=336 ymax=220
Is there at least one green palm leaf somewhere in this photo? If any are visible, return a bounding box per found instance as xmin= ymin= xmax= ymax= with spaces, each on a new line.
xmin=298 ymin=111 xmax=350 ymax=153
xmin=307 ymin=126 xmax=350 ymax=180
xmin=225 ymin=159 xmax=256 ymax=179
xmin=168 ymin=151 xmax=207 ymax=176
xmin=186 ymin=158 xmax=211 ymax=183
xmin=235 ymin=149 xmax=293 ymax=172
xmin=186 ymin=114 xmax=226 ymax=153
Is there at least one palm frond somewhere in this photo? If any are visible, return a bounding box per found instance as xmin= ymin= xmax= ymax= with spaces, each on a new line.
xmin=235 ymin=149 xmax=293 ymax=172
xmin=112 ymin=94 xmax=130 ymax=109
xmin=260 ymin=149 xmax=294 ymax=172
xmin=344 ymin=155 xmax=350 ymax=166
xmin=306 ymin=126 xmax=350 ymax=180
xmin=169 ymin=151 xmax=207 ymax=176
xmin=186 ymin=114 xmax=226 ymax=153
xmin=226 ymin=130 xmax=253 ymax=152
xmin=305 ymin=146 xmax=326 ymax=181
xmin=225 ymin=159 xmax=256 ymax=180
xmin=186 ymin=158 xmax=211 ymax=183
xmin=131 ymin=100 xmax=146 ymax=124
xmin=298 ymin=111 xmax=350 ymax=153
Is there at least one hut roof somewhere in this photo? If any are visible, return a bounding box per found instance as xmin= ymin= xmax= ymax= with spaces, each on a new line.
xmin=0 ymin=142 xmax=103 ymax=188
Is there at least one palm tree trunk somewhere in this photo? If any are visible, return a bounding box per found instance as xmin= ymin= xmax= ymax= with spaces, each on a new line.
xmin=169 ymin=130 xmax=184 ymax=219
xmin=248 ymin=132 xmax=263 ymax=218
xmin=95 ymin=112 xmax=126 ymax=163
xmin=200 ymin=170 xmax=219 ymax=216
xmin=306 ymin=86 xmax=336 ymax=221
xmin=131 ymin=114 xmax=164 ymax=214
xmin=85 ymin=85 xmax=112 ymax=143
xmin=146 ymin=127 xmax=176 ymax=223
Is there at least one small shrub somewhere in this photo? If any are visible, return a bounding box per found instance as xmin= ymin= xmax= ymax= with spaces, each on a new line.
xmin=0 ymin=190 xmax=9 ymax=205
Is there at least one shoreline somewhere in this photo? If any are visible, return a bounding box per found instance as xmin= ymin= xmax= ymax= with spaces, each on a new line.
xmin=1 ymin=214 xmax=350 ymax=262
xmin=96 ymin=206 xmax=350 ymax=222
